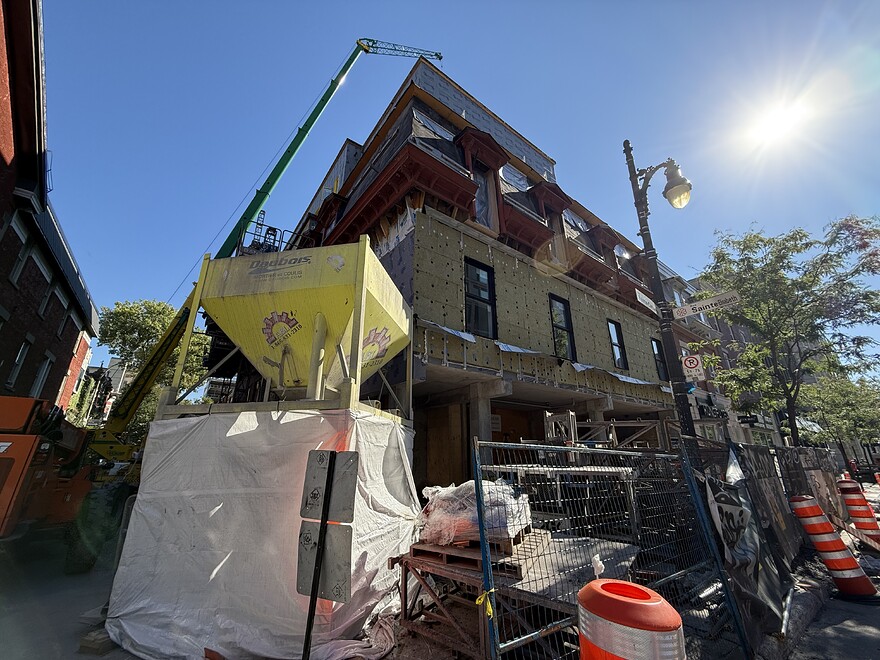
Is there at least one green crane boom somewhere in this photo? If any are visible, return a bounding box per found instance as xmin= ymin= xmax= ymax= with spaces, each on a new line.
xmin=215 ymin=38 xmax=441 ymax=258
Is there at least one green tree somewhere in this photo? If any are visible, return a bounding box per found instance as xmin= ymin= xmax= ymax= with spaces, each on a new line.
xmin=800 ymin=375 xmax=880 ymax=462
xmin=98 ymin=300 xmax=209 ymax=441
xmin=699 ymin=216 xmax=880 ymax=446
xmin=65 ymin=376 xmax=95 ymax=427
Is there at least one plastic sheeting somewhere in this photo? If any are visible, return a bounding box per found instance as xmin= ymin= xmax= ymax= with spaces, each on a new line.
xmin=418 ymin=480 xmax=532 ymax=546
xmin=105 ymin=409 xmax=419 ymax=660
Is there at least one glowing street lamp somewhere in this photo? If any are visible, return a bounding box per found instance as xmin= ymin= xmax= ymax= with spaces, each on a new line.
xmin=623 ymin=140 xmax=696 ymax=437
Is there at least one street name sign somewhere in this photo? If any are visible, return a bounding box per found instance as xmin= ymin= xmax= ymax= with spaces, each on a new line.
xmin=635 ymin=289 xmax=658 ymax=315
xmin=673 ymin=290 xmax=741 ymax=320
xmin=682 ymin=354 xmax=706 ymax=381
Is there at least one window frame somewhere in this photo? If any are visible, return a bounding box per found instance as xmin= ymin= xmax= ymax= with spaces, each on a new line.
xmin=607 ymin=319 xmax=629 ymax=370
xmin=464 ymin=257 xmax=497 ymax=339
xmin=650 ymin=338 xmax=669 ymax=382
xmin=29 ymin=351 xmax=55 ymax=398
xmin=549 ymin=294 xmax=576 ymax=362
xmin=471 ymin=160 xmax=499 ymax=232
xmin=6 ymin=339 xmax=31 ymax=388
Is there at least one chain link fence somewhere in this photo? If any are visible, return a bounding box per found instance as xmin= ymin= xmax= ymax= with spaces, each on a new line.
xmin=473 ymin=441 xmax=748 ymax=659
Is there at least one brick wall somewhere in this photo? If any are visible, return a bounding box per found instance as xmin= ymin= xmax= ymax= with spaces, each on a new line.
xmin=0 ymin=212 xmax=81 ymax=401
xmin=0 ymin=3 xmax=16 ymax=214
xmin=56 ymin=331 xmax=91 ymax=408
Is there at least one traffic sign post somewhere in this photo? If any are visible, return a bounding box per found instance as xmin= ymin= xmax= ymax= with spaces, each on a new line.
xmin=682 ymin=354 xmax=705 ymax=381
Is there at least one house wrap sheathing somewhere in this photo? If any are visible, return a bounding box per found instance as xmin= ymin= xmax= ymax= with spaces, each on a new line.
xmin=106 ymin=409 xmax=419 ymax=659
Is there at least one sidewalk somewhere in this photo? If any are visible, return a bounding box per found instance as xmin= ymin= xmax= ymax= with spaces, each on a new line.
xmin=788 ymin=482 xmax=880 ymax=660
xmin=789 ymin=595 xmax=880 ymax=660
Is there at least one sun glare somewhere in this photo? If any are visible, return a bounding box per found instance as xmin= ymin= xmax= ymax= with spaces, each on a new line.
xmin=748 ymin=101 xmax=812 ymax=148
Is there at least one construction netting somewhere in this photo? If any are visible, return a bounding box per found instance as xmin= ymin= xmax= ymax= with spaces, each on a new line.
xmin=105 ymin=409 xmax=419 ymax=659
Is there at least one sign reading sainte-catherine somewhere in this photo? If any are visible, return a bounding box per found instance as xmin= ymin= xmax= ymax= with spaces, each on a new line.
xmin=673 ymin=290 xmax=741 ymax=320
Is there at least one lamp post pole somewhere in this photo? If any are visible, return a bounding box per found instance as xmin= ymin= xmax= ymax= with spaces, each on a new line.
xmin=623 ymin=139 xmax=696 ymax=437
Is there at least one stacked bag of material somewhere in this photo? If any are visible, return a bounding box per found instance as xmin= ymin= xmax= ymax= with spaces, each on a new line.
xmin=418 ymin=480 xmax=531 ymax=545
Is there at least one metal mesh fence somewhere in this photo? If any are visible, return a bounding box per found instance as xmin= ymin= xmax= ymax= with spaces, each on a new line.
xmin=474 ymin=441 xmax=747 ymax=659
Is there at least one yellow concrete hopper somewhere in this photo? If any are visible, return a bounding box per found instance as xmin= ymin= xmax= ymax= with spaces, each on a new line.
xmin=200 ymin=237 xmax=410 ymax=392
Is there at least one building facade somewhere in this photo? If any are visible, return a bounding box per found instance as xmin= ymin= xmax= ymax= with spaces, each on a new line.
xmin=0 ymin=0 xmax=99 ymax=405
xmin=287 ymin=60 xmax=698 ymax=489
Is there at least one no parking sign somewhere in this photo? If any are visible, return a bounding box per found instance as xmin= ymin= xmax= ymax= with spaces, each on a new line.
xmin=682 ymin=354 xmax=705 ymax=381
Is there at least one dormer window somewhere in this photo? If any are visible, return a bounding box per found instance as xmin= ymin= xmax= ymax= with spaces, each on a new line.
xmin=500 ymin=163 xmax=529 ymax=191
xmin=414 ymin=109 xmax=455 ymax=140
xmin=472 ymin=161 xmax=497 ymax=230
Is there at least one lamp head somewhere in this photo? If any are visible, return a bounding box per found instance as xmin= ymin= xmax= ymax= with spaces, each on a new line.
xmin=662 ymin=161 xmax=692 ymax=209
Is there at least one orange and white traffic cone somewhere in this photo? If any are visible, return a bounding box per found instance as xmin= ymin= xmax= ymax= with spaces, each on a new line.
xmin=837 ymin=479 xmax=880 ymax=544
xmin=790 ymin=495 xmax=877 ymax=597
xmin=577 ymin=579 xmax=685 ymax=659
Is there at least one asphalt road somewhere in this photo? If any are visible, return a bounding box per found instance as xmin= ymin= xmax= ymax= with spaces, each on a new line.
xmin=0 ymin=533 xmax=132 ymax=660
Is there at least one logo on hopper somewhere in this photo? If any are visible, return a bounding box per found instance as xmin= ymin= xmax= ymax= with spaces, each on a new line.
xmin=262 ymin=311 xmax=302 ymax=347
xmin=249 ymin=255 xmax=312 ymax=275
xmin=327 ymin=255 xmax=345 ymax=272
xmin=362 ymin=327 xmax=392 ymax=365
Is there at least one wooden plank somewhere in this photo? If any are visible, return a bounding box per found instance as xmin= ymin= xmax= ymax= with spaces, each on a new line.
xmin=410 ymin=542 xmax=523 ymax=578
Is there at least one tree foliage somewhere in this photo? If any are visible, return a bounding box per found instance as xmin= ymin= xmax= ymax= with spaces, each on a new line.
xmin=98 ymin=299 xmax=209 ymax=441
xmin=699 ymin=216 xmax=880 ymax=445
xmin=800 ymin=375 xmax=880 ymax=457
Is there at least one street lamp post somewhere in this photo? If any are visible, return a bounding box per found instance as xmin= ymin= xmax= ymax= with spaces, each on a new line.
xmin=623 ymin=139 xmax=696 ymax=437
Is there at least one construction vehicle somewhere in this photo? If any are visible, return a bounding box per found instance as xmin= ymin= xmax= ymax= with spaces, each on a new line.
xmin=0 ymin=38 xmax=439 ymax=573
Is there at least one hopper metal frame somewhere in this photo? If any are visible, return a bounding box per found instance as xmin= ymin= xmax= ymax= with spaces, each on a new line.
xmin=155 ymin=236 xmax=413 ymax=425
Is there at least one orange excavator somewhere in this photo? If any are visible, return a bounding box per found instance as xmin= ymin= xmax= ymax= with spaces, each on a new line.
xmin=0 ymin=396 xmax=133 ymax=572
xmin=0 ymin=294 xmax=193 ymax=572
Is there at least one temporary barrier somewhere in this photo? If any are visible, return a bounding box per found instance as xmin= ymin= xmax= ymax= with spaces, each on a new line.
xmin=472 ymin=441 xmax=747 ymax=659
xmin=577 ymin=579 xmax=685 ymax=660
xmin=789 ymin=495 xmax=877 ymax=597
xmin=837 ymin=479 xmax=880 ymax=543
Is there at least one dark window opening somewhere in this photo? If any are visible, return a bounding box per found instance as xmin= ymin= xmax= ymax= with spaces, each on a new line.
xmin=473 ymin=166 xmax=491 ymax=228
xmin=465 ymin=259 xmax=496 ymax=339
xmin=607 ymin=320 xmax=629 ymax=370
xmin=651 ymin=338 xmax=669 ymax=381
xmin=549 ymin=295 xmax=576 ymax=361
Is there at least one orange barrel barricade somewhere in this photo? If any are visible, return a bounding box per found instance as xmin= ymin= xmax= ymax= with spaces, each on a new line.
xmin=577 ymin=579 xmax=685 ymax=659
xmin=790 ymin=495 xmax=877 ymax=596
xmin=837 ymin=479 xmax=880 ymax=543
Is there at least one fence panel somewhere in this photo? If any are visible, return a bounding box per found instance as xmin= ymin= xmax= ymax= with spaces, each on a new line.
xmin=681 ymin=438 xmax=789 ymax=653
xmin=776 ymin=446 xmax=812 ymax=498
xmin=474 ymin=441 xmax=748 ymax=659
xmin=736 ymin=444 xmax=802 ymax=568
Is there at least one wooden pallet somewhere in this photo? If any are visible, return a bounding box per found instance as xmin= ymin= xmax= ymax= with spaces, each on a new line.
xmin=410 ymin=542 xmax=523 ymax=579
xmin=455 ymin=525 xmax=533 ymax=556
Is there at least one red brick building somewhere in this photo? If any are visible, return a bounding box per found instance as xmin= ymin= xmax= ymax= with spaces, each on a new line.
xmin=0 ymin=0 xmax=98 ymax=405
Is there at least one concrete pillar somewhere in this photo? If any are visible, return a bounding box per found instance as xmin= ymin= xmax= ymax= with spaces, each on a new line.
xmin=468 ymin=379 xmax=513 ymax=477
xmin=468 ymin=379 xmax=513 ymax=442
xmin=584 ymin=395 xmax=612 ymax=445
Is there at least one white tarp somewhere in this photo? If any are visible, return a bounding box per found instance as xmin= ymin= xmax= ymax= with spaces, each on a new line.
xmin=106 ymin=409 xmax=420 ymax=659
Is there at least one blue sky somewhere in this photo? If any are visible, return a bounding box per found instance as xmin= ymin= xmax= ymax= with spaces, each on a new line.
xmin=42 ymin=1 xmax=880 ymax=366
